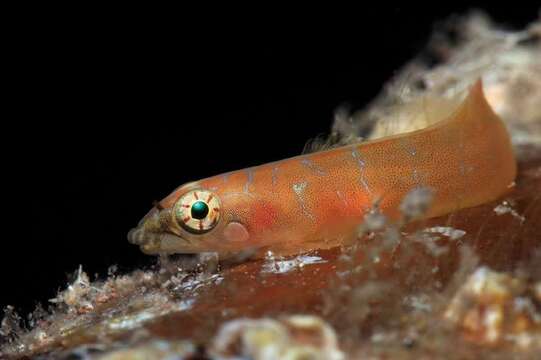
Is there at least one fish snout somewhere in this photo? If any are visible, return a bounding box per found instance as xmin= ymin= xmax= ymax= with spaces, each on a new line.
xmin=127 ymin=206 xmax=164 ymax=253
xmin=127 ymin=227 xmax=146 ymax=246
xmin=127 ymin=206 xmax=197 ymax=254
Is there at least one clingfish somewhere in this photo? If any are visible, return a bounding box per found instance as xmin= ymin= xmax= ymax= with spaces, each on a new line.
xmin=128 ymin=81 xmax=516 ymax=257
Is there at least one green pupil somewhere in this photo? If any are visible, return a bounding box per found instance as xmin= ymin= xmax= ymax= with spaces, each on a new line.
xmin=191 ymin=201 xmax=209 ymax=220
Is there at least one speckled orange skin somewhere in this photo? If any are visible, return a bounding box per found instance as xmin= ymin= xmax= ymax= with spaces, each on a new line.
xmin=131 ymin=81 xmax=516 ymax=256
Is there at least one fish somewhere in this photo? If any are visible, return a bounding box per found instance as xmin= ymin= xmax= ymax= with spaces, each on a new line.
xmin=128 ymin=80 xmax=516 ymax=258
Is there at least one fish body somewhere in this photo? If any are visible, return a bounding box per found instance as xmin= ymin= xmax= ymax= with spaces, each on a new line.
xmin=128 ymin=81 xmax=516 ymax=257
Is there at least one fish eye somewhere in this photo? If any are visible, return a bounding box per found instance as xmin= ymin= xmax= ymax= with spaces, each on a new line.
xmin=191 ymin=201 xmax=209 ymax=219
xmin=174 ymin=190 xmax=221 ymax=233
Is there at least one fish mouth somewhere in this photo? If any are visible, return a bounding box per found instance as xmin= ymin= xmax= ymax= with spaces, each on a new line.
xmin=127 ymin=207 xmax=192 ymax=254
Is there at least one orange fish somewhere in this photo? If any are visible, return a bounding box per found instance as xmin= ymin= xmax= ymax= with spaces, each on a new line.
xmin=128 ymin=81 xmax=516 ymax=257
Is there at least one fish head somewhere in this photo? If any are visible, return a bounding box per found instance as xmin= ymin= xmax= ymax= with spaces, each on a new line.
xmin=128 ymin=177 xmax=277 ymax=255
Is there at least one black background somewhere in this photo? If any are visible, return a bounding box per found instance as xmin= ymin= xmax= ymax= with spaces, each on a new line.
xmin=3 ymin=4 xmax=538 ymax=315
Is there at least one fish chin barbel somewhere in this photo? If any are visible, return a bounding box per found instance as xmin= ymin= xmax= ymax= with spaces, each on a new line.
xmin=128 ymin=80 xmax=516 ymax=258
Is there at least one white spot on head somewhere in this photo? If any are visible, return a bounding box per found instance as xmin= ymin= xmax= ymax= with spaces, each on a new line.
xmin=300 ymin=158 xmax=327 ymax=175
xmin=272 ymin=166 xmax=280 ymax=186
xmin=243 ymin=169 xmax=254 ymax=193
xmin=293 ymin=181 xmax=307 ymax=195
